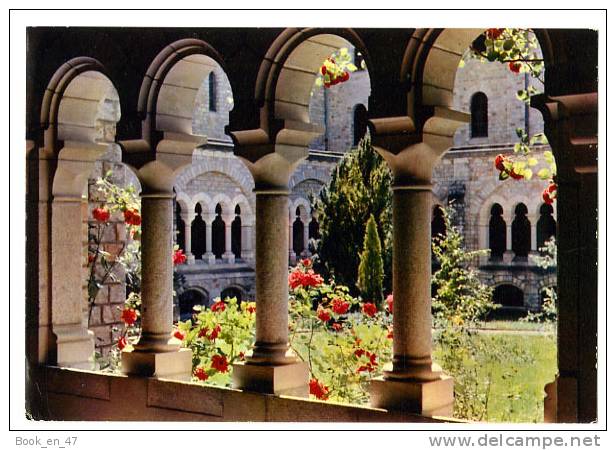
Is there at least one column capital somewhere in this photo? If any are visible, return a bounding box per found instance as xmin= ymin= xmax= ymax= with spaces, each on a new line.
xmin=370 ymin=107 xmax=469 ymax=186
xmin=230 ymin=126 xmax=320 ymax=191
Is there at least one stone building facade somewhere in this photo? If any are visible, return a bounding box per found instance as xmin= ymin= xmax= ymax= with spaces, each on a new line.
xmin=169 ymin=48 xmax=554 ymax=315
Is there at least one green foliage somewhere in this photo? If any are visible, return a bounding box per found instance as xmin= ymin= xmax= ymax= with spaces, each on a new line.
xmin=357 ymin=214 xmax=385 ymax=307
xmin=314 ymin=131 xmax=393 ymax=293
xmin=524 ymin=236 xmax=557 ymax=325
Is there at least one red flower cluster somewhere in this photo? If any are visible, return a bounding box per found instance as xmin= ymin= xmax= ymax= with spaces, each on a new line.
xmin=117 ymin=336 xmax=128 ymax=350
xmin=199 ymin=324 xmax=222 ymax=341
xmin=121 ymin=308 xmax=138 ymax=326
xmin=321 ymin=57 xmax=350 ymax=89
xmin=387 ymin=327 xmax=394 ymax=340
xmin=385 ymin=294 xmax=394 ymax=313
xmin=486 ymin=28 xmax=505 ymax=39
xmin=123 ymin=208 xmax=141 ymax=226
xmin=494 ymin=154 xmax=524 ymax=180
xmin=246 ymin=304 xmax=256 ymax=314
xmin=508 ymin=61 xmax=522 ymax=74
xmin=354 ymin=348 xmax=378 ymax=373
xmin=542 ymin=182 xmax=557 ymax=205
xmin=301 ymin=258 xmax=312 ymax=267
xmin=317 ymin=307 xmax=331 ymax=323
xmin=211 ymin=354 xmax=228 ymax=373
xmin=331 ymin=322 xmax=342 ymax=332
xmin=173 ymin=330 xmax=185 ymax=341
xmin=309 ymin=378 xmax=330 ymax=400
xmin=194 ymin=367 xmax=209 ymax=381
xmin=92 ymin=207 xmax=110 ymax=223
xmin=173 ymin=249 xmax=187 ymax=265
xmin=288 ymin=269 xmax=324 ymax=290
xmin=362 ymin=302 xmax=377 ymax=317
xmin=332 ymin=297 xmax=350 ymax=315
xmin=211 ymin=301 xmax=226 ymax=313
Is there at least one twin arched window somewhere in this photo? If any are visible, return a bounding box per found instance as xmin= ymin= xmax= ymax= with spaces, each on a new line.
xmin=470 ymin=92 xmax=488 ymax=138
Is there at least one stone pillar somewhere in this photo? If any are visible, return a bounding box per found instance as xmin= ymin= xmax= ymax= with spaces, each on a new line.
xmin=368 ymin=110 xmax=468 ymax=416
xmin=223 ymin=215 xmax=235 ymax=264
xmin=203 ymin=212 xmax=216 ymax=264
xmin=531 ymin=223 xmax=538 ymax=252
xmin=230 ymin=125 xmax=319 ymax=396
xmin=182 ymin=213 xmax=195 ymax=265
xmin=242 ymin=222 xmax=254 ymax=262
xmin=122 ymin=189 xmax=192 ymax=379
xmin=51 ymin=196 xmax=95 ymax=368
xmin=370 ymin=179 xmax=454 ymax=416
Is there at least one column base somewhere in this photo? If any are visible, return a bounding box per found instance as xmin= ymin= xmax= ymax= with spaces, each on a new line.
xmin=54 ymin=325 xmax=95 ymax=369
xmin=204 ymin=253 xmax=216 ymax=264
xmin=370 ymin=374 xmax=454 ymax=417
xmin=232 ymin=360 xmax=309 ymax=397
xmin=223 ymin=252 xmax=235 ymax=264
xmin=289 ymin=252 xmax=297 ymax=266
xmin=121 ymin=348 xmax=192 ymax=381
xmin=186 ymin=254 xmax=195 ymax=265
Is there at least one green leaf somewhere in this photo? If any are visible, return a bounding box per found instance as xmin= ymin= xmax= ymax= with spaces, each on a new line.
xmin=537 ymin=168 xmax=551 ymax=180
xmin=527 ymin=157 xmax=538 ymax=167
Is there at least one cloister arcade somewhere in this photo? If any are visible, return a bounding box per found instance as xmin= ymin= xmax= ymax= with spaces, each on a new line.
xmin=25 ymin=27 xmax=597 ymax=422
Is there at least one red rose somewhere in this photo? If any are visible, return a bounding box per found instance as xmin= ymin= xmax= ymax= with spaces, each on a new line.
xmin=208 ymin=324 xmax=221 ymax=341
xmin=387 ymin=327 xmax=394 ymax=340
xmin=508 ymin=62 xmax=522 ymax=74
xmin=288 ymin=269 xmax=323 ymax=290
xmin=494 ymin=154 xmax=506 ymax=172
xmin=301 ymin=258 xmax=312 ymax=267
xmin=92 ymin=207 xmax=110 ymax=223
xmin=362 ymin=302 xmax=377 ymax=317
xmin=357 ymin=365 xmax=374 ymax=373
xmin=341 ymin=71 xmax=350 ymax=82
xmin=239 ymin=352 xmax=245 ymax=360
xmin=321 ymin=65 xmax=327 ymax=75
xmin=386 ymin=294 xmax=394 ymax=312
xmin=317 ymin=307 xmax=331 ymax=323
xmin=173 ymin=330 xmax=185 ymax=341
xmin=332 ymin=297 xmax=350 ymax=315
xmin=173 ymin=249 xmax=187 ymax=265
xmin=486 ymin=28 xmax=505 ymax=39
xmin=194 ymin=367 xmax=208 ymax=381
xmin=309 ymin=378 xmax=329 ymax=400
xmin=198 ymin=327 xmax=208 ymax=338
xmin=332 ymin=322 xmax=342 ymax=332
xmin=117 ymin=336 xmax=127 ymax=350
xmin=246 ymin=304 xmax=256 ymax=314
xmin=123 ymin=208 xmax=141 ymax=226
xmin=211 ymin=354 xmax=228 ymax=373
xmin=354 ymin=348 xmax=365 ymax=358
xmin=88 ymin=254 xmax=95 ymax=264
xmin=368 ymin=352 xmax=377 ymax=366
xmin=324 ymin=82 xmax=330 ymax=89
xmin=121 ymin=308 xmax=138 ymax=326
xmin=509 ymin=169 xmax=524 ymax=180
xmin=547 ymin=182 xmax=557 ymax=194
xmin=211 ymin=301 xmax=226 ymax=313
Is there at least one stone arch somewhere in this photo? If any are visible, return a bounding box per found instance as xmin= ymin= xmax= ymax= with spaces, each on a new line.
xmin=230 ymin=194 xmax=253 ymax=225
xmin=256 ymin=28 xmax=372 ymax=130
xmin=178 ymin=287 xmax=210 ymax=321
xmin=137 ymin=38 xmax=231 ymax=140
xmin=289 ymin=174 xmax=329 ymax=193
xmin=210 ymin=192 xmax=233 ymax=218
xmin=174 ymin=156 xmax=255 ymax=199
xmin=221 ymin=285 xmax=245 ymax=302
xmin=401 ymin=28 xmax=554 ymax=125
xmin=190 ymin=192 xmax=213 ymax=217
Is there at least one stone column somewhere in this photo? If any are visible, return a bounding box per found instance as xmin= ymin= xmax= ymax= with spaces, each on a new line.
xmin=223 ymin=215 xmax=235 ymax=264
xmin=122 ymin=188 xmax=192 ymax=379
xmin=368 ymin=110 xmax=468 ymax=416
xmin=530 ymin=223 xmax=538 ymax=252
xmin=241 ymin=222 xmax=254 ymax=262
xmin=182 ymin=213 xmax=195 ymax=265
xmin=230 ymin=125 xmax=318 ymax=396
xmin=203 ymin=212 xmax=216 ymax=264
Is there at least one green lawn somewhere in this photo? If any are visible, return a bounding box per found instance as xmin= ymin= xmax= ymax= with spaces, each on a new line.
xmin=434 ymin=331 xmax=557 ymax=423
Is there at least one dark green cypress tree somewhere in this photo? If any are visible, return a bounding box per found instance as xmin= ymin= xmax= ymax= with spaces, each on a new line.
xmin=313 ymin=130 xmax=392 ymax=294
xmin=357 ymin=214 xmax=384 ymax=307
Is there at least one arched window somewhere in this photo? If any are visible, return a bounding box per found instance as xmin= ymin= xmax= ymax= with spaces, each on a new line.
xmin=191 ymin=203 xmax=206 ymax=260
xmin=231 ymin=204 xmax=242 ymax=259
xmin=212 ymin=203 xmax=225 ymax=259
xmin=293 ymin=207 xmax=305 ymax=257
xmin=489 ymin=203 xmax=507 ymax=260
xmin=175 ymin=203 xmax=186 ymax=252
xmin=470 ymin=92 xmax=488 ymax=138
xmin=537 ymin=203 xmax=557 ymax=249
xmin=221 ymin=286 xmax=243 ymax=302
xmin=178 ymin=289 xmax=208 ymax=322
xmin=512 ymin=203 xmax=531 ymax=259
xmin=353 ymin=104 xmax=367 ymax=146
xmin=493 ymin=284 xmax=524 ymax=308
xmin=208 ymin=71 xmax=217 ymax=112
xmin=431 ymin=205 xmax=446 ymax=243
